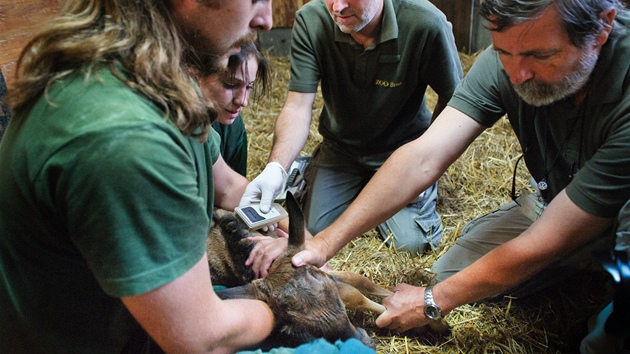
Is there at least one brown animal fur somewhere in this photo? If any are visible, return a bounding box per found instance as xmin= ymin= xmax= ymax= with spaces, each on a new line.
xmin=206 ymin=208 xmax=258 ymax=288
xmin=206 ymin=192 xmax=393 ymax=349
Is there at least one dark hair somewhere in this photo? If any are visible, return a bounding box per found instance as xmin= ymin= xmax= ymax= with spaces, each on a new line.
xmin=479 ymin=0 xmax=628 ymax=47
xmin=225 ymin=42 xmax=272 ymax=100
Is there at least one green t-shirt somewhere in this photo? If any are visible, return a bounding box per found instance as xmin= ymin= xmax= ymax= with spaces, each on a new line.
xmin=213 ymin=114 xmax=248 ymax=176
xmin=290 ymin=0 xmax=462 ymax=155
xmin=0 ymin=67 xmax=220 ymax=352
xmin=448 ymin=14 xmax=630 ymax=218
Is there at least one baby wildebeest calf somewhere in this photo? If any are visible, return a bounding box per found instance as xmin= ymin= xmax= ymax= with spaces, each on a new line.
xmin=207 ymin=192 xmax=392 ymax=349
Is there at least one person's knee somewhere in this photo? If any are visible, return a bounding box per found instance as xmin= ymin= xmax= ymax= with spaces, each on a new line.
xmin=388 ymin=237 xmax=430 ymax=255
xmin=382 ymin=192 xmax=443 ymax=253
xmin=421 ymin=217 xmax=444 ymax=247
xmin=432 ymin=254 xmax=458 ymax=282
xmin=379 ymin=215 xmax=443 ymax=254
xmin=432 ymin=242 xmax=484 ymax=282
xmin=403 ymin=222 xmax=443 ymax=252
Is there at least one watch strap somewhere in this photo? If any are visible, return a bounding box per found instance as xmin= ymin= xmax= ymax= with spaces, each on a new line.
xmin=424 ymin=285 xmax=442 ymax=319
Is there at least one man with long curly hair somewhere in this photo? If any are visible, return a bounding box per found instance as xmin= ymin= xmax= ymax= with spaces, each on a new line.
xmin=0 ymin=1 xmax=274 ymax=353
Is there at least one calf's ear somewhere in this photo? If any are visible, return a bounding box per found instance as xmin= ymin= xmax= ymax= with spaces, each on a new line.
xmin=215 ymin=284 xmax=259 ymax=300
xmin=286 ymin=191 xmax=305 ymax=248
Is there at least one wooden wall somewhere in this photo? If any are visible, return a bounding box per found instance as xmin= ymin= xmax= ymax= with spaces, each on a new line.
xmin=0 ymin=0 xmax=480 ymax=80
xmin=0 ymin=0 xmax=312 ymax=81
xmin=0 ymin=1 xmax=308 ymax=81
xmin=271 ymin=0 xmax=480 ymax=52
xmin=273 ymin=0 xmax=311 ymax=28
xmin=429 ymin=0 xmax=476 ymax=53
xmin=0 ymin=0 xmax=60 ymax=87
xmin=6 ymin=0 xmax=629 ymax=78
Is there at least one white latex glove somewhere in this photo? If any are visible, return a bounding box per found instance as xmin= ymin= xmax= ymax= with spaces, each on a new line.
xmin=239 ymin=162 xmax=288 ymax=213
xmin=259 ymin=222 xmax=277 ymax=234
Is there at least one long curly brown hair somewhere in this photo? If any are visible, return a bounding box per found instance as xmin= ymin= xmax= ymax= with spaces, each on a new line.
xmin=7 ymin=0 xmax=214 ymax=140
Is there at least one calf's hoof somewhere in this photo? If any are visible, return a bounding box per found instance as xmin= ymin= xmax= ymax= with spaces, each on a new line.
xmin=356 ymin=327 xmax=376 ymax=349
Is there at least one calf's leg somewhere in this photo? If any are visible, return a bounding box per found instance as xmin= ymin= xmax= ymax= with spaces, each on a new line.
xmin=335 ymin=281 xmax=387 ymax=314
xmin=328 ymin=271 xmax=393 ymax=298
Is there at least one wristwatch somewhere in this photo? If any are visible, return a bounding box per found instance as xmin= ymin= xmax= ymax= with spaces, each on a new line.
xmin=423 ymin=286 xmax=442 ymax=320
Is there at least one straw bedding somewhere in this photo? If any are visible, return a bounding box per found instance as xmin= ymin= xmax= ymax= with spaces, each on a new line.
xmin=241 ymin=53 xmax=610 ymax=353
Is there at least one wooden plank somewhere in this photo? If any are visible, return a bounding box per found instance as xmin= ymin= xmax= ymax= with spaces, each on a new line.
xmin=0 ymin=0 xmax=60 ymax=66
xmin=429 ymin=0 xmax=473 ymax=53
xmin=0 ymin=35 xmax=30 ymax=76
xmin=269 ymin=0 xmax=474 ymax=52
xmin=0 ymin=0 xmax=60 ymax=87
xmin=272 ymin=0 xmax=310 ymax=28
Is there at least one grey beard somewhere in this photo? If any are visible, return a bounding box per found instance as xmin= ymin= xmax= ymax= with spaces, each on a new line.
xmin=513 ymin=47 xmax=598 ymax=107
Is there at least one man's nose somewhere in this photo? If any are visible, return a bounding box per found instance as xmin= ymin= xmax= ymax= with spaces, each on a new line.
xmin=331 ymin=0 xmax=350 ymax=14
xmin=251 ymin=1 xmax=273 ymax=31
xmin=504 ymin=57 xmax=534 ymax=85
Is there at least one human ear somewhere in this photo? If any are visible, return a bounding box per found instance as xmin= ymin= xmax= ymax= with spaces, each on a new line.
xmin=595 ymin=8 xmax=616 ymax=47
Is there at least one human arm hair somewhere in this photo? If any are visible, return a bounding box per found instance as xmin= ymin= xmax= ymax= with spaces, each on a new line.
xmin=433 ymin=189 xmax=613 ymax=315
xmin=122 ymin=256 xmax=274 ymax=354
xmin=268 ymin=91 xmax=316 ymax=171
xmin=307 ymin=107 xmax=485 ymax=262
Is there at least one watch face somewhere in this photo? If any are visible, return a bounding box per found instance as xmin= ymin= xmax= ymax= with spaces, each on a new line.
xmin=425 ymin=305 xmax=441 ymax=319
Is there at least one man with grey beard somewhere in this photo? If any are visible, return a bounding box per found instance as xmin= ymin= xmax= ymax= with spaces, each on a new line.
xmin=287 ymin=0 xmax=630 ymax=352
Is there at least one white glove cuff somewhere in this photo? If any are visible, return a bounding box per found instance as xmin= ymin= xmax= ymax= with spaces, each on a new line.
xmin=267 ymin=161 xmax=288 ymax=185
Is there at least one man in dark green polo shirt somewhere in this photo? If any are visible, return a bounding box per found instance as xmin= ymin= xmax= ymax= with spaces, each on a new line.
xmin=240 ymin=0 xmax=463 ymax=265
xmin=288 ymin=0 xmax=630 ymax=352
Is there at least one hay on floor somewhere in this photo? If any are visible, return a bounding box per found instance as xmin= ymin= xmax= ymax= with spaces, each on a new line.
xmin=242 ymin=53 xmax=610 ymax=353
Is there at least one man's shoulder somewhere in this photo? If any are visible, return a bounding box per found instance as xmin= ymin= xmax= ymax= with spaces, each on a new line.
xmin=293 ymin=0 xmax=335 ymax=42
xmin=392 ymin=0 xmax=446 ymax=16
xmin=25 ymin=66 xmax=178 ymax=160
xmin=390 ymin=0 xmax=449 ymax=29
xmin=296 ymin=0 xmax=328 ymax=16
xmin=46 ymin=67 xmax=165 ymax=126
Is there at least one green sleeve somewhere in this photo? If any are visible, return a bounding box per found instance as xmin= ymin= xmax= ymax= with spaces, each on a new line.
xmin=48 ymin=127 xmax=210 ymax=297
xmin=448 ymin=46 xmax=509 ymax=128
xmin=212 ymin=114 xmax=248 ymax=176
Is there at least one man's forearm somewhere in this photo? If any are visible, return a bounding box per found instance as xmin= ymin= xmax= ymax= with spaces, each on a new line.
xmin=431 ymin=96 xmax=450 ymax=122
xmin=315 ymin=108 xmax=485 ymax=261
xmin=268 ymin=127 xmax=308 ymax=171
xmin=268 ymin=92 xmax=315 ymax=171
xmin=316 ymin=142 xmax=445 ymax=259
xmin=434 ymin=190 xmax=614 ymax=315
